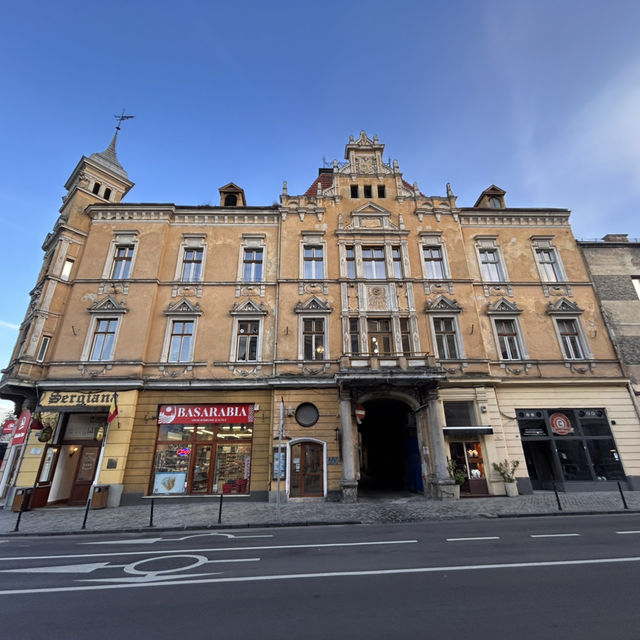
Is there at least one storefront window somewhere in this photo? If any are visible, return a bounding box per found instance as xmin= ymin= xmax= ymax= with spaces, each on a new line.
xmin=587 ymin=439 xmax=624 ymax=480
xmin=152 ymin=404 xmax=253 ymax=495
xmin=556 ymin=440 xmax=591 ymax=481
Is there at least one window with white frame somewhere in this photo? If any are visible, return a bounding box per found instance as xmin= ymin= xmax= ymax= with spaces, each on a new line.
xmin=36 ymin=335 xmax=51 ymax=362
xmin=103 ymin=232 xmax=139 ymax=281
xmin=532 ymin=238 xmax=565 ymax=283
xmin=181 ymin=248 xmax=204 ymax=282
xmin=555 ymin=318 xmax=586 ymax=360
xmin=633 ymin=277 xmax=640 ymax=300
xmin=88 ymin=318 xmax=119 ymax=361
xmin=303 ymin=318 xmax=325 ymax=360
xmin=399 ymin=318 xmax=411 ymax=355
xmin=392 ymin=246 xmax=403 ymax=278
xmin=242 ymin=248 xmax=263 ymax=282
xmin=303 ymin=245 xmax=324 ymax=280
xmin=167 ymin=320 xmax=195 ymax=362
xmin=432 ymin=317 xmax=462 ymax=359
xmin=493 ymin=318 xmax=524 ymax=360
xmin=479 ymin=248 xmax=505 ymax=281
xmin=349 ymin=317 xmax=361 ymax=354
xmin=421 ymin=234 xmax=449 ymax=280
xmin=345 ymin=245 xmax=356 ymax=279
xmin=235 ymin=320 xmax=260 ymax=361
xmin=362 ymin=246 xmax=386 ymax=279
xmin=61 ymin=258 xmax=74 ymax=281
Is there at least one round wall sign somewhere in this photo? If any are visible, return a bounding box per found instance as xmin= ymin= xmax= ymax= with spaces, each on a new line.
xmin=550 ymin=412 xmax=572 ymax=435
xmin=295 ymin=403 xmax=319 ymax=428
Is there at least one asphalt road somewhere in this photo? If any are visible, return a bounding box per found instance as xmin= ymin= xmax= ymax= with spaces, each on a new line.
xmin=1 ymin=514 xmax=640 ymax=639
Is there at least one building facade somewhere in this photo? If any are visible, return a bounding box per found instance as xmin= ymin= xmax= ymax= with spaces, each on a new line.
xmin=2 ymin=131 xmax=639 ymax=509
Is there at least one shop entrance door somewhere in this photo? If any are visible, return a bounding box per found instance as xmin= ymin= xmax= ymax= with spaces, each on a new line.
xmin=290 ymin=442 xmax=323 ymax=497
xmin=68 ymin=446 xmax=100 ymax=505
xmin=191 ymin=445 xmax=213 ymax=493
xmin=523 ymin=441 xmax=557 ymax=490
xmin=32 ymin=446 xmax=61 ymax=507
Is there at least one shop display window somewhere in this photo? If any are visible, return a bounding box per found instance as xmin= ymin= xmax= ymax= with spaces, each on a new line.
xmin=152 ymin=420 xmax=252 ymax=495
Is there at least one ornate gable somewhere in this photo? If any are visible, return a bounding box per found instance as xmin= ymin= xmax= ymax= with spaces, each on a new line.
xmin=425 ymin=296 xmax=463 ymax=314
xmin=87 ymin=296 xmax=128 ymax=314
xmin=341 ymin=201 xmax=402 ymax=233
xmin=486 ymin=298 xmax=522 ymax=315
xmin=546 ymin=297 xmax=583 ymax=315
xmin=164 ymin=298 xmax=202 ymax=315
xmin=230 ymin=299 xmax=267 ymax=316
xmin=294 ymin=296 xmax=332 ymax=314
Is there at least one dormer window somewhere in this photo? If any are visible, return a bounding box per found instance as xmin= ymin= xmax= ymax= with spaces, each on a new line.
xmin=218 ymin=182 xmax=246 ymax=207
xmin=224 ymin=194 xmax=237 ymax=206
xmin=489 ymin=197 xmax=501 ymax=208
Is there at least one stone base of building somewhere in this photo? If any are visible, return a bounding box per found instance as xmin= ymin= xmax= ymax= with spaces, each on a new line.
xmin=341 ymin=481 xmax=358 ymax=503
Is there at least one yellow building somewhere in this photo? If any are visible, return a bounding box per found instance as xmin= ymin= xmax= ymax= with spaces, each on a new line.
xmin=1 ymin=131 xmax=639 ymax=508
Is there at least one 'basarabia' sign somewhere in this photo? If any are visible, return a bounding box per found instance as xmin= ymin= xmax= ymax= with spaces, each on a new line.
xmin=158 ymin=404 xmax=255 ymax=425
xmin=40 ymin=391 xmax=116 ymax=408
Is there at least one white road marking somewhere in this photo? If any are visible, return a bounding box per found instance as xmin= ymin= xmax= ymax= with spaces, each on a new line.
xmin=616 ymin=530 xmax=640 ymax=535
xmin=446 ymin=537 xmax=500 ymax=542
xmin=2 ymin=555 xmax=640 ymax=595
xmin=81 ymin=533 xmax=273 ymax=545
xmin=0 ymin=539 xmax=417 ymax=562
xmin=530 ymin=533 xmax=581 ymax=538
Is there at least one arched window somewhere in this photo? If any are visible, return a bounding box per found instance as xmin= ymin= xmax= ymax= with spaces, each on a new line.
xmin=224 ymin=194 xmax=238 ymax=206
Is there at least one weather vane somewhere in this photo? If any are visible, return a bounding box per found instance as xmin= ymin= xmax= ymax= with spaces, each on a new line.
xmin=114 ymin=109 xmax=135 ymax=133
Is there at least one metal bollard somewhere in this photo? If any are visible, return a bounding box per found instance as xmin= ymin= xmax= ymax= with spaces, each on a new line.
xmin=218 ymin=492 xmax=224 ymax=524
xmin=551 ymin=481 xmax=563 ymax=511
xmin=617 ymin=481 xmax=629 ymax=510
xmin=148 ymin=498 xmax=155 ymax=527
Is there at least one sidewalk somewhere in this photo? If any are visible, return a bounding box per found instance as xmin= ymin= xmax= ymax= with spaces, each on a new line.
xmin=2 ymin=490 xmax=639 ymax=536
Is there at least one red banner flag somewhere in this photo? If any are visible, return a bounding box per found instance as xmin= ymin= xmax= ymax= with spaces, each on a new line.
xmin=107 ymin=394 xmax=118 ymax=424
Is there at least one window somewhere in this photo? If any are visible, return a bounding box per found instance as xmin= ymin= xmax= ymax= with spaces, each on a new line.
xmin=36 ymin=336 xmax=51 ymax=362
xmin=303 ymin=245 xmax=324 ymax=280
xmin=556 ymin=318 xmax=585 ymax=359
xmin=168 ymin=320 xmax=194 ymax=362
xmin=479 ymin=248 xmax=505 ymax=281
xmin=349 ymin=318 xmax=360 ymax=354
xmin=350 ymin=185 xmax=359 ymax=198
xmin=423 ymin=245 xmax=446 ymax=279
xmin=633 ymin=277 xmax=640 ymax=300
xmin=535 ymin=248 xmax=562 ymax=282
xmin=494 ymin=318 xmax=523 ymax=360
xmin=236 ymin=320 xmax=260 ymax=361
xmin=92 ymin=182 xmax=101 ymax=195
xmin=243 ymin=248 xmax=263 ymax=282
xmin=399 ymin=318 xmax=411 ymax=355
xmin=103 ymin=187 xmax=112 ymax=201
xmin=392 ymin=246 xmax=403 ymax=278
xmin=89 ymin=318 xmax=118 ymax=361
xmin=346 ymin=246 xmax=356 ymax=279
xmin=224 ymin=194 xmax=237 ymax=206
xmin=433 ymin=317 xmax=460 ymax=359
xmin=368 ymin=318 xmax=392 ymax=354
xmin=377 ymin=185 xmax=386 ymax=198
xmin=363 ymin=184 xmax=372 ymax=198
xmin=489 ymin=197 xmax=501 ymax=208
xmin=61 ymin=258 xmax=74 ymax=281
xmin=303 ymin=318 xmax=325 ymax=360
xmin=362 ymin=247 xmax=386 ymax=279
xmin=444 ymin=401 xmax=477 ymax=426
xmin=111 ymin=245 xmax=134 ymax=279
xmin=181 ymin=248 xmax=204 ymax=282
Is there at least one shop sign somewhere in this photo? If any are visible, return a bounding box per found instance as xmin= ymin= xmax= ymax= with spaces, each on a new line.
xmin=2 ymin=419 xmax=15 ymax=435
xmin=12 ymin=410 xmax=31 ymax=445
xmin=40 ymin=391 xmax=115 ymax=409
xmin=550 ymin=412 xmax=573 ymax=436
xmin=158 ymin=404 xmax=255 ymax=425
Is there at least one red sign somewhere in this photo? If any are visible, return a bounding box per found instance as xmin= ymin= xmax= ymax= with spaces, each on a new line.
xmin=550 ymin=412 xmax=572 ymax=435
xmin=158 ymin=404 xmax=255 ymax=425
xmin=12 ymin=410 xmax=31 ymax=445
xmin=355 ymin=405 xmax=366 ymax=422
xmin=2 ymin=419 xmax=15 ymax=435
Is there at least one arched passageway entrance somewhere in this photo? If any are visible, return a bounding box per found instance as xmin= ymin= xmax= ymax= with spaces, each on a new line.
xmin=357 ymin=398 xmax=422 ymax=494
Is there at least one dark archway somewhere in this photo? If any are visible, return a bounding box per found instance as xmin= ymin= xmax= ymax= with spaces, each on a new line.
xmin=357 ymin=398 xmax=422 ymax=494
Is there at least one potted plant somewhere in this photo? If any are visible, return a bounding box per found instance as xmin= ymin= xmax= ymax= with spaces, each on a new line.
xmin=446 ymin=457 xmax=467 ymax=499
xmin=492 ymin=459 xmax=520 ymax=497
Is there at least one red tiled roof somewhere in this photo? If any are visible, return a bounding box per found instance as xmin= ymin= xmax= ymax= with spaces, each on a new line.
xmin=304 ymin=172 xmax=334 ymax=196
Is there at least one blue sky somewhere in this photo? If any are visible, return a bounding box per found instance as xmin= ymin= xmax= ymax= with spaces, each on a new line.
xmin=1 ymin=0 xmax=639 ymax=414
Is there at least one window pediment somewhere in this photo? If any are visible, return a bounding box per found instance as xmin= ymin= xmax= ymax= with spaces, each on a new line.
xmin=546 ymin=298 xmax=583 ymax=315
xmin=425 ymin=295 xmax=463 ymax=313
xmin=230 ymin=299 xmax=267 ymax=316
xmin=486 ymin=298 xmax=522 ymax=315
xmin=88 ymin=296 xmax=128 ymax=314
xmin=164 ymin=298 xmax=202 ymax=315
xmin=294 ymin=296 xmax=332 ymax=314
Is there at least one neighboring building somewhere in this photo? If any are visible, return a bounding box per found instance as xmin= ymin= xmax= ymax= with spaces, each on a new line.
xmin=579 ymin=234 xmax=640 ymax=400
xmin=2 ymin=131 xmax=639 ymax=509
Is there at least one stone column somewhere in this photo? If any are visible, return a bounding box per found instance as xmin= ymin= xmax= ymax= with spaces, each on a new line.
xmin=339 ymin=390 xmax=358 ymax=503
xmin=425 ymin=392 xmax=456 ymax=499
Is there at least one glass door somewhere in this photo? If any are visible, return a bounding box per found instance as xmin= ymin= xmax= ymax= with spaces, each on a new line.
xmin=290 ymin=442 xmax=324 ymax=497
xmin=191 ymin=445 xmax=213 ymax=493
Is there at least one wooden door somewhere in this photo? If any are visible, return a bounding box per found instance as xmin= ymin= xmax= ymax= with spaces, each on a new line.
xmin=32 ymin=446 xmax=60 ymax=507
xmin=290 ymin=442 xmax=323 ymax=497
xmin=69 ymin=446 xmax=100 ymax=505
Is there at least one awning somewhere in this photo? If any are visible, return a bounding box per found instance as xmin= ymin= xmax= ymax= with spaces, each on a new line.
xmin=443 ymin=426 xmax=493 ymax=438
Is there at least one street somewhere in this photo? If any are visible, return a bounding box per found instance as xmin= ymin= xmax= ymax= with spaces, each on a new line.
xmin=1 ymin=514 xmax=640 ymax=639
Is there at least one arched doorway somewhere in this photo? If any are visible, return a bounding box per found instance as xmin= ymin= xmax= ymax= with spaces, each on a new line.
xmin=289 ymin=440 xmax=325 ymax=497
xmin=357 ymin=398 xmax=422 ymax=494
